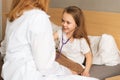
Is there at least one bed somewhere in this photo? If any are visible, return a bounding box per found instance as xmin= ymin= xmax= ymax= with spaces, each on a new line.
xmin=48 ymin=8 xmax=120 ymax=80
xmin=1 ymin=8 xmax=120 ymax=80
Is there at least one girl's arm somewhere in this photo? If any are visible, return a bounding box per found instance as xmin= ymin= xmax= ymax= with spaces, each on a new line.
xmin=81 ymin=51 xmax=92 ymax=76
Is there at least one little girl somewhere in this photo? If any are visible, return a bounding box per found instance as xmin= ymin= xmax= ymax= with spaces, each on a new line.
xmin=54 ymin=6 xmax=92 ymax=76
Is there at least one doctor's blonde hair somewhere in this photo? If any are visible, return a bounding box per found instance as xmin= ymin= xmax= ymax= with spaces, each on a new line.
xmin=8 ymin=0 xmax=49 ymax=22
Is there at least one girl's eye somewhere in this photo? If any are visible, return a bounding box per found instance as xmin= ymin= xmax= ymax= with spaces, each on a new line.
xmin=67 ymin=21 xmax=70 ymax=24
xmin=61 ymin=19 xmax=71 ymax=24
xmin=61 ymin=19 xmax=64 ymax=22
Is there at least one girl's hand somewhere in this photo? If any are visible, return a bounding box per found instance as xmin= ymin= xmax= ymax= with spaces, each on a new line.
xmin=81 ymin=70 xmax=90 ymax=77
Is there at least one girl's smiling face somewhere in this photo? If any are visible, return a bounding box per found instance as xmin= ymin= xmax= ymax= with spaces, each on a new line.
xmin=62 ymin=12 xmax=77 ymax=35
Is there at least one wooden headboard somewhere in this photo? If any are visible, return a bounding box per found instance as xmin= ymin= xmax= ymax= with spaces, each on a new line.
xmin=47 ymin=8 xmax=120 ymax=50
xmin=2 ymin=8 xmax=120 ymax=50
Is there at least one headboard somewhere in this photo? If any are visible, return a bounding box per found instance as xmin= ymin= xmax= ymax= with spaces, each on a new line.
xmin=47 ymin=8 xmax=120 ymax=50
xmin=2 ymin=8 xmax=120 ymax=50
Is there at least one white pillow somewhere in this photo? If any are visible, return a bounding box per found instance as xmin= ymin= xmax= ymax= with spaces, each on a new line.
xmin=88 ymin=36 xmax=101 ymax=55
xmin=88 ymin=36 xmax=102 ymax=64
xmin=51 ymin=22 xmax=61 ymax=33
xmin=97 ymin=34 xmax=120 ymax=66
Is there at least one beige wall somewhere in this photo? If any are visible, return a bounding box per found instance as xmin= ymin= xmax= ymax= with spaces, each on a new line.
xmin=2 ymin=0 xmax=12 ymax=13
xmin=50 ymin=0 xmax=120 ymax=13
xmin=1 ymin=0 xmax=12 ymax=39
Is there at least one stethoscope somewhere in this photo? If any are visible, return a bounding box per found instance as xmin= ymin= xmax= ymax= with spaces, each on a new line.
xmin=56 ymin=31 xmax=71 ymax=59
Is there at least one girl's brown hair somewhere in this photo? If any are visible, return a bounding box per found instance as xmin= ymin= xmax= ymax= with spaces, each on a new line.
xmin=8 ymin=0 xmax=49 ymax=22
xmin=63 ymin=6 xmax=90 ymax=47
